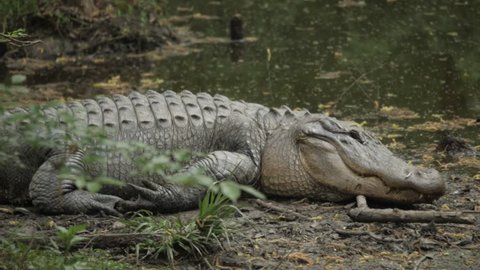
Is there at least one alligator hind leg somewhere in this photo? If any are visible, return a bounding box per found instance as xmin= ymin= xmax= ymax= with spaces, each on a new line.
xmin=116 ymin=181 xmax=205 ymax=213
xmin=116 ymin=150 xmax=259 ymax=213
xmin=29 ymin=150 xmax=123 ymax=215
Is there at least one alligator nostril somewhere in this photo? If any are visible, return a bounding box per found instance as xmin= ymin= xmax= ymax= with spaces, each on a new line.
xmin=340 ymin=139 xmax=350 ymax=144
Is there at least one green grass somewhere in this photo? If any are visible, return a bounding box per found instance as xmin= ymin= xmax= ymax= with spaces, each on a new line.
xmin=0 ymin=239 xmax=130 ymax=270
xmin=0 ymin=190 xmax=238 ymax=268
xmin=127 ymin=190 xmax=236 ymax=263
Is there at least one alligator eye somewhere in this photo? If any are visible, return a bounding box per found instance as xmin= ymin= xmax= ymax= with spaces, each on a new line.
xmin=349 ymin=130 xmax=365 ymax=144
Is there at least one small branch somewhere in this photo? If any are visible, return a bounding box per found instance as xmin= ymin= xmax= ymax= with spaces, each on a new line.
xmin=12 ymin=232 xmax=166 ymax=250
xmin=255 ymin=199 xmax=312 ymax=221
xmin=413 ymin=253 xmax=434 ymax=270
xmin=0 ymin=33 xmax=42 ymax=48
xmin=82 ymin=232 xmax=166 ymax=249
xmin=334 ymin=228 xmax=403 ymax=243
xmin=316 ymin=201 xmax=356 ymax=210
xmin=348 ymin=196 xmax=475 ymax=224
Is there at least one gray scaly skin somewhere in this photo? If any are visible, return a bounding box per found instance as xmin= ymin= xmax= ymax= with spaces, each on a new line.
xmin=0 ymin=90 xmax=446 ymax=215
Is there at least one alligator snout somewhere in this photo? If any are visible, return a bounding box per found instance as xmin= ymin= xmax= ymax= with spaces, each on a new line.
xmin=403 ymin=167 xmax=445 ymax=196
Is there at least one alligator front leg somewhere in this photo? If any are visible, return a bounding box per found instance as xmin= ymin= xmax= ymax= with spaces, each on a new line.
xmin=116 ymin=151 xmax=259 ymax=213
xmin=29 ymin=150 xmax=123 ymax=215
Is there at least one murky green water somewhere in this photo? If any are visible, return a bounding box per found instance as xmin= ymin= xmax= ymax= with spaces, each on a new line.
xmin=158 ymin=0 xmax=479 ymax=122
xmin=2 ymin=0 xmax=478 ymax=148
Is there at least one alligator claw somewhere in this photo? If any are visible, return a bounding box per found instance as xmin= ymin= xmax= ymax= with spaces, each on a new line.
xmin=62 ymin=190 xmax=123 ymax=216
xmin=61 ymin=179 xmax=77 ymax=194
xmin=115 ymin=197 xmax=155 ymax=213
xmin=128 ymin=183 xmax=158 ymax=201
xmin=141 ymin=180 xmax=163 ymax=191
xmin=119 ymin=180 xmax=206 ymax=213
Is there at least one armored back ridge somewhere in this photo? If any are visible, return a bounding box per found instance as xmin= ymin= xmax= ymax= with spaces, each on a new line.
xmin=0 ymin=90 xmax=445 ymax=214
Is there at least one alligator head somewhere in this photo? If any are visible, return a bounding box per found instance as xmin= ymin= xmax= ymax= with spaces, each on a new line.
xmin=261 ymin=114 xmax=445 ymax=204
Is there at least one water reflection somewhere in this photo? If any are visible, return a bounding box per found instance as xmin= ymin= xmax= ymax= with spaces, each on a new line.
xmin=229 ymin=42 xmax=244 ymax=63
xmin=159 ymin=0 xmax=480 ymax=121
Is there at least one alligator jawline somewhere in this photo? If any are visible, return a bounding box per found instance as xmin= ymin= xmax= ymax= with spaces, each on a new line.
xmin=311 ymin=135 xmax=422 ymax=199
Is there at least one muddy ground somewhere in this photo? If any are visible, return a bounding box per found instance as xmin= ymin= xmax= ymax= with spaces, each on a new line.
xmin=1 ymin=159 xmax=479 ymax=270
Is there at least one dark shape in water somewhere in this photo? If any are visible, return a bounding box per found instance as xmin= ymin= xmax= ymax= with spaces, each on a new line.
xmin=436 ymin=134 xmax=477 ymax=159
xmin=0 ymin=43 xmax=6 ymax=59
xmin=230 ymin=14 xmax=244 ymax=40
xmin=230 ymin=42 xmax=244 ymax=62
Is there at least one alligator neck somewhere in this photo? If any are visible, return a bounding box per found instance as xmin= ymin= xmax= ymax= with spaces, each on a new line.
xmin=260 ymin=125 xmax=314 ymax=197
xmin=260 ymin=116 xmax=353 ymax=201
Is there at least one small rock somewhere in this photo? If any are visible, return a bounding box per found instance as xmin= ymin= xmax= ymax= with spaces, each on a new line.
xmin=112 ymin=221 xmax=126 ymax=229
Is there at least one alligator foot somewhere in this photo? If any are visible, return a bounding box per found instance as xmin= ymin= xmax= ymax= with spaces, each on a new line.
xmin=29 ymin=154 xmax=124 ymax=215
xmin=115 ymin=180 xmax=204 ymax=213
xmin=62 ymin=190 xmax=123 ymax=216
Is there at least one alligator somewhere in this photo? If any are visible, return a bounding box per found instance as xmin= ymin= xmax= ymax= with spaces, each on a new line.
xmin=0 ymin=90 xmax=445 ymax=215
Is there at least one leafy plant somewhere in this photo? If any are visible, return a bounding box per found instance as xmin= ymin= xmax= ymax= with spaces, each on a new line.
xmin=0 ymin=235 xmax=130 ymax=270
xmin=0 ymin=28 xmax=27 ymax=43
xmin=51 ymin=224 xmax=87 ymax=253
xmin=127 ymin=189 xmax=236 ymax=263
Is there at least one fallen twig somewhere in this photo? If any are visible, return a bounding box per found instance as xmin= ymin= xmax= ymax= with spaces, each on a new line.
xmin=316 ymin=202 xmax=356 ymax=210
xmin=413 ymin=253 xmax=434 ymax=270
xmin=334 ymin=228 xmax=403 ymax=243
xmin=82 ymin=232 xmax=166 ymax=249
xmin=348 ymin=195 xmax=475 ymax=224
xmin=255 ymin=199 xmax=311 ymax=221
xmin=12 ymin=232 xmax=166 ymax=249
xmin=0 ymin=33 xmax=41 ymax=48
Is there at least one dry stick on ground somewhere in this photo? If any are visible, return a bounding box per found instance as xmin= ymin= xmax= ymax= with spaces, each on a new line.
xmin=334 ymin=228 xmax=403 ymax=243
xmin=413 ymin=253 xmax=434 ymax=270
xmin=348 ymin=195 xmax=476 ymax=224
xmin=82 ymin=232 xmax=166 ymax=249
xmin=0 ymin=34 xmax=42 ymax=47
xmin=255 ymin=199 xmax=312 ymax=221
xmin=14 ymin=232 xmax=166 ymax=250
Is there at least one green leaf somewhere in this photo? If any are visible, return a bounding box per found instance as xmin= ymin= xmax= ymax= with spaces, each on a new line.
xmin=172 ymin=174 xmax=196 ymax=186
xmin=219 ymin=181 xmax=241 ymax=202
xmin=11 ymin=74 xmax=26 ymax=85
xmin=86 ymin=182 xmax=102 ymax=193
xmin=95 ymin=176 xmax=124 ymax=186
xmin=171 ymin=173 xmax=214 ymax=187
xmin=173 ymin=149 xmax=190 ymax=162
xmin=56 ymin=226 xmax=68 ymax=234
xmin=194 ymin=175 xmax=214 ymax=187
xmin=239 ymin=185 xmax=266 ymax=199
xmin=74 ymin=177 xmax=86 ymax=189
xmin=70 ymin=235 xmax=87 ymax=245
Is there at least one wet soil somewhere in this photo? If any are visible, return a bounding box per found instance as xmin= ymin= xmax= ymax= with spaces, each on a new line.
xmin=1 ymin=162 xmax=479 ymax=269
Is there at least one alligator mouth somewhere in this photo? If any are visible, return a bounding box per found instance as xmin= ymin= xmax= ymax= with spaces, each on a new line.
xmin=341 ymin=161 xmax=437 ymax=203
xmin=299 ymin=134 xmax=445 ymax=204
